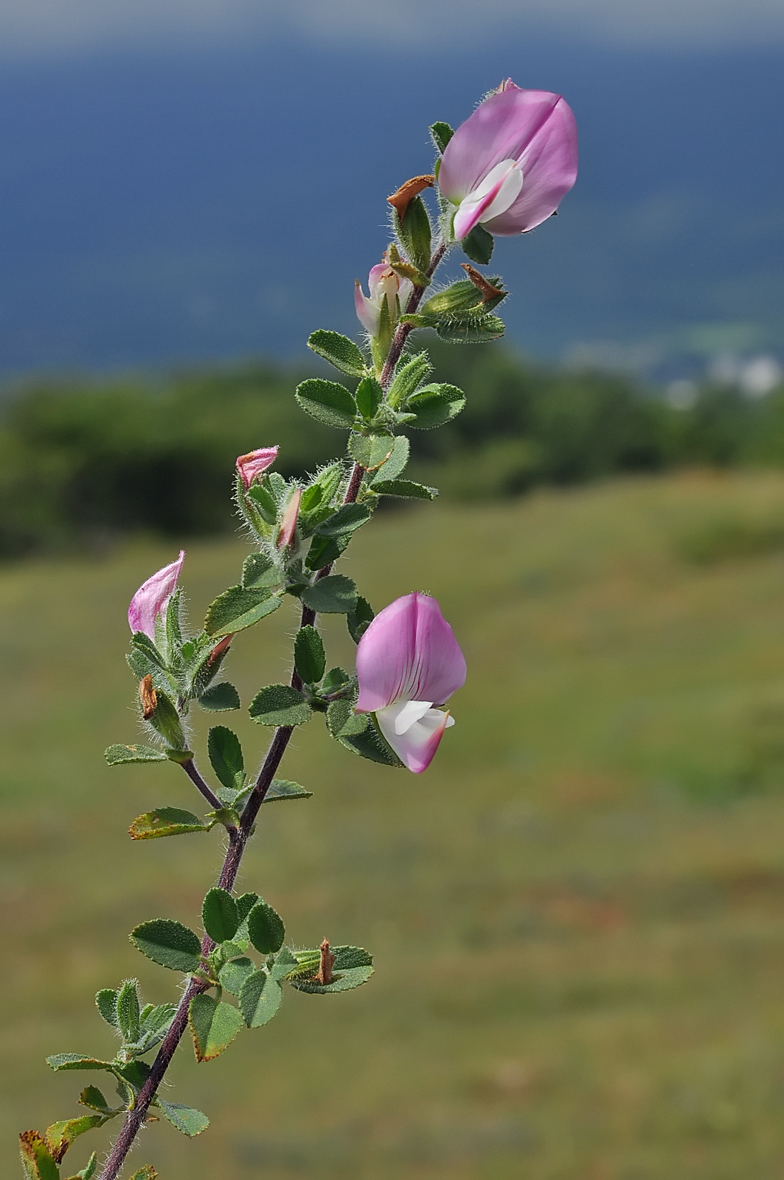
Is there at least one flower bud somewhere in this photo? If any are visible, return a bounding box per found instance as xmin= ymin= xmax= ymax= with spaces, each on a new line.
xmin=128 ymin=550 xmax=185 ymax=640
xmin=354 ymin=257 xmax=414 ymax=339
xmin=277 ymin=487 xmax=302 ymax=551
xmin=236 ymin=446 xmax=279 ymax=490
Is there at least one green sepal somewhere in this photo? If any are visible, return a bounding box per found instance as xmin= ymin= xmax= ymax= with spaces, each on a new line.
xmin=327 ymin=700 xmax=404 ymax=766
xmin=163 ymin=747 xmax=193 ymax=765
xmin=295 ymin=378 xmax=357 ymax=429
xmin=294 ymin=625 xmax=326 ymax=685
xmin=129 ymin=632 xmax=167 ymax=671
xmin=196 ymin=681 xmax=241 ymax=711
xmin=355 ymin=375 xmax=383 ymax=421
xmin=144 ymin=689 xmax=185 ymax=749
xmin=307 ymin=329 xmax=366 ymax=378
xmin=395 ymin=195 xmax=432 ymax=274
xmin=95 ymin=989 xmax=118 ymax=1028
xmin=346 ymin=596 xmax=374 ymax=643
xmin=429 ymin=120 xmax=454 ymax=153
xmin=115 ymin=979 xmax=140 ymax=1043
xmin=202 ymin=888 xmax=239 ymax=944
xmin=435 ymin=313 xmax=505 ymax=343
xmin=130 ymin=919 xmax=201 ymax=973
xmin=290 ymin=945 xmax=374 ymax=994
xmin=403 ymin=383 xmax=466 ymax=429
xmin=207 ymin=726 xmax=245 ymax=794
xmin=218 ymin=956 xmax=255 ymax=996
xmin=248 ymin=684 xmax=312 ymax=727
xmin=204 ymin=806 xmax=240 ymax=829
xmin=349 ymin=434 xmax=395 ymax=470
xmin=19 ymin=1131 xmax=60 ymax=1180
xmin=242 ymin=552 xmax=280 ymax=590
xmin=239 ymin=970 xmax=283 ymax=1028
xmin=301 ymin=574 xmax=357 ymax=614
xmin=245 ymin=480 xmax=278 ymax=526
xmin=299 ymin=463 xmax=342 ymax=518
xmin=188 ymin=994 xmax=244 ymax=1062
xmin=371 ymin=479 xmax=438 ymax=500
xmin=129 ymin=808 xmax=212 ymax=840
xmin=460 ymin=222 xmax=494 ymax=264
xmin=204 ymin=585 xmax=282 ymax=637
xmin=264 ymin=779 xmax=313 ymax=803
xmin=105 ymin=744 xmax=167 ymax=766
xmin=247 ymin=900 xmax=285 ymax=954
xmin=155 ymin=1100 xmax=210 ymax=1138
xmin=386 ymin=353 xmax=431 ymax=409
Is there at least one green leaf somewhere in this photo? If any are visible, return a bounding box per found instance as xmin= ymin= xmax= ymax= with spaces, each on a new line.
xmin=268 ymin=946 xmax=304 ymax=980
xmin=115 ymin=979 xmax=140 ymax=1043
xmin=460 ymin=222 xmax=494 ymax=264
xmin=129 ymin=807 xmax=212 ymax=840
xmin=368 ymin=435 xmax=410 ymax=484
xmin=327 ymin=700 xmax=404 ymax=766
xmin=188 ymin=994 xmax=244 ymax=1062
xmin=314 ymin=503 xmax=371 ymax=537
xmin=246 ymin=480 xmax=278 ymax=524
xmin=105 ymin=744 xmax=167 ymax=766
xmin=436 ymin=313 xmax=504 ymax=343
xmin=207 ymin=726 xmax=245 ymax=793
xmin=371 ymin=479 xmax=438 ymax=500
xmin=204 ymin=585 xmax=282 ymax=637
xmin=307 ymin=329 xmax=366 ymax=378
xmin=404 ymin=383 xmax=466 ymax=429
xmin=295 ymin=378 xmax=357 ymax=429
xmin=346 ymin=596 xmax=374 ymax=644
xmin=156 ymin=1100 xmax=210 ymax=1138
xmin=197 ymin=681 xmax=241 ymax=711
xmin=354 ymin=375 xmax=383 ymax=420
xmin=79 ymin=1086 xmax=113 ymax=1114
xmin=291 ymin=945 xmax=374 ymax=994
xmin=47 ymin=1054 xmax=116 ymax=1074
xmin=248 ymin=684 xmax=312 ymax=727
xmin=114 ymin=1059 xmax=151 ymax=1090
xmin=349 ymin=434 xmax=395 ymax=470
xmin=242 ymin=552 xmax=280 ymax=589
xmin=144 ymin=689 xmax=185 ymax=749
xmin=130 ymin=919 xmax=201 ymax=973
xmin=386 ymin=353 xmax=431 ymax=409
xmin=218 ymin=956 xmax=256 ymax=995
xmin=294 ymin=625 xmax=326 ymax=685
xmin=301 ymin=574 xmax=357 ymax=614
xmin=395 ymin=195 xmax=432 ymax=274
xmin=128 ymin=1167 xmax=157 ymax=1180
xmin=264 ymin=779 xmax=313 ymax=803
xmin=95 ymin=989 xmax=118 ymax=1028
xmin=202 ymin=888 xmax=239 ymax=944
xmin=19 ymin=1131 xmax=60 ymax=1180
xmin=239 ymin=970 xmax=283 ymax=1028
xmin=429 ymin=120 xmax=454 ymax=153
xmin=45 ymin=1116 xmax=106 ymax=1162
xmin=305 ymin=531 xmax=351 ymax=572
xmin=130 ymin=631 xmax=167 ymax=670
xmin=247 ymin=900 xmax=285 ymax=954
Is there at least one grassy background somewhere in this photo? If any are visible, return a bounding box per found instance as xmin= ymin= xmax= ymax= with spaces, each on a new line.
xmin=6 ymin=470 xmax=784 ymax=1178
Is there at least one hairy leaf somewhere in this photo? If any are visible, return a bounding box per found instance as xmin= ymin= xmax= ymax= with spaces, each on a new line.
xmin=105 ymin=744 xmax=167 ymax=765
xmin=130 ymin=919 xmax=201 ymax=973
xmin=207 ymin=725 xmax=245 ymax=793
xmin=156 ymin=1100 xmax=210 ymax=1138
xmin=301 ymin=574 xmax=357 ymax=614
xmin=307 ymin=329 xmax=366 ymax=377
xmin=197 ymin=681 xmax=241 ymax=711
xmin=294 ymin=625 xmax=326 ymax=685
xmin=371 ymin=479 xmax=437 ymax=500
xmin=204 ymin=585 xmax=281 ymax=637
xmin=129 ymin=807 xmax=212 ymax=840
xmin=264 ymin=779 xmax=313 ymax=803
xmin=239 ymin=970 xmax=283 ymax=1028
xmin=189 ymin=994 xmax=244 ymax=1062
xmin=295 ymin=378 xmax=357 ymax=429
xmin=248 ymin=684 xmax=312 ymax=727
xmin=247 ymin=900 xmax=285 ymax=954
xmin=202 ymin=888 xmax=239 ymax=944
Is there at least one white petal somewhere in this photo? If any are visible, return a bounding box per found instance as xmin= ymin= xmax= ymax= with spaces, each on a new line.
xmin=378 ymin=699 xmax=434 ymax=736
xmin=377 ymin=706 xmax=453 ymax=774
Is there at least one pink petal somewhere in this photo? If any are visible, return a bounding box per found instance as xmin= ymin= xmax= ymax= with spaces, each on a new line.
xmin=277 ymin=487 xmax=302 ymax=550
xmin=355 ymin=280 xmax=378 ymax=335
xmin=128 ymin=550 xmax=185 ymax=639
xmin=376 ymin=705 xmax=453 ymax=774
xmin=452 ymin=159 xmax=523 ymax=241
xmin=356 ymin=592 xmax=466 ymax=713
xmin=236 ymin=446 xmax=279 ymax=490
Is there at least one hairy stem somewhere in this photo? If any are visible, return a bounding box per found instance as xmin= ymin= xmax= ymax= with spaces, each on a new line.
xmin=97 ymin=236 xmax=450 ymax=1180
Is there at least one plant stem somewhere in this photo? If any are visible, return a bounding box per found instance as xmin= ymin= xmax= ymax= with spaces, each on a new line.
xmin=97 ymin=236 xmax=451 ymax=1180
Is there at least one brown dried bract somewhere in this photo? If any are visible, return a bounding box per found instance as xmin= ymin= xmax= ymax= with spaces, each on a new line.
xmin=314 ymin=938 xmax=335 ymax=986
xmin=139 ymin=674 xmax=157 ymax=720
xmin=387 ymin=174 xmax=434 ymax=219
xmin=461 ymin=263 xmax=505 ymax=303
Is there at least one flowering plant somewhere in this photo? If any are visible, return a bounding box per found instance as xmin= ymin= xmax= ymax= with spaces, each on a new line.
xmin=20 ymin=80 xmax=576 ymax=1180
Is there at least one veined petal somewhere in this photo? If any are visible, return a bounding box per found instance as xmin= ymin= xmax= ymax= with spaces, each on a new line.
xmin=356 ymin=592 xmax=466 ymax=713
xmin=355 ymin=281 xmax=379 ymax=335
xmin=236 ymin=446 xmax=279 ymax=490
xmin=453 ymin=159 xmax=523 ymax=241
xmin=377 ymin=705 xmax=454 ymax=774
xmin=128 ymin=550 xmax=185 ymax=639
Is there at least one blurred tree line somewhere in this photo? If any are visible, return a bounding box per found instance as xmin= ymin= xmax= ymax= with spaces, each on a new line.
xmin=1 ymin=342 xmax=783 ymax=557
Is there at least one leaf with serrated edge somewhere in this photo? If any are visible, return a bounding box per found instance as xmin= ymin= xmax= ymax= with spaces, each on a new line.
xmin=19 ymin=1131 xmax=59 ymax=1180
xmin=189 ymin=994 xmax=244 ymax=1062
xmin=294 ymin=625 xmax=326 ymax=685
xmin=301 ymin=574 xmax=357 ymax=614
xmin=105 ymin=744 xmax=167 ymax=765
xmin=197 ymin=682 xmax=241 ymax=711
xmin=47 ymin=1054 xmax=116 ymax=1073
xmin=219 ymin=956 xmax=256 ymax=995
xmin=79 ymin=1086 xmax=112 ymax=1113
xmin=307 ymin=329 xmax=365 ymax=377
xmin=248 ymin=684 xmax=312 ymax=727
xmin=156 ymin=1100 xmax=210 ymax=1137
xmin=247 ymin=900 xmax=285 ymax=954
xmin=129 ymin=808 xmax=211 ymax=839
xmin=349 ymin=433 xmax=394 ymax=470
xmin=202 ymin=887 xmax=239 ymax=944
xmin=130 ymin=919 xmax=201 ymax=973
xmin=239 ymin=970 xmax=283 ymax=1028
xmin=295 ymin=378 xmax=357 ymax=429
xmin=372 ymin=479 xmax=437 ymax=500
xmin=95 ymin=989 xmax=118 ymax=1027
xmin=45 ymin=1116 xmax=106 ymax=1162
xmin=264 ymin=779 xmax=312 ymax=803
xmin=205 ymin=586 xmax=282 ymax=637
xmin=369 ymin=435 xmax=409 ymax=484
xmin=128 ymin=1169 xmax=157 ymax=1180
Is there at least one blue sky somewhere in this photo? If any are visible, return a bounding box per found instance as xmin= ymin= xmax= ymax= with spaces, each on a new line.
xmin=0 ymin=1 xmax=781 ymax=378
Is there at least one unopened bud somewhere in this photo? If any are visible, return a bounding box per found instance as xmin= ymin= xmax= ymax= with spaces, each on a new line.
xmin=277 ymin=487 xmax=302 ymax=550
xmin=207 ymin=634 xmax=233 ymax=666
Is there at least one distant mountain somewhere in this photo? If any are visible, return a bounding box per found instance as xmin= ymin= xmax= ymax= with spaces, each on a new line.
xmin=0 ymin=37 xmax=781 ymax=378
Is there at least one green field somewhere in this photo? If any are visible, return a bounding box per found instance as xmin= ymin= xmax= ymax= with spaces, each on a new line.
xmin=6 ymin=470 xmax=784 ymax=1179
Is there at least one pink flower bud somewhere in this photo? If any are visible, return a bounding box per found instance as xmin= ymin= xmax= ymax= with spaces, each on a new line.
xmin=438 ymin=80 xmax=578 ymax=240
xmin=236 ymin=446 xmax=279 ymax=490
xmin=128 ymin=550 xmax=185 ymax=639
xmin=355 ymin=592 xmax=466 ymax=773
xmin=277 ymin=487 xmax=302 ymax=550
xmin=355 ymin=259 xmax=414 ymax=337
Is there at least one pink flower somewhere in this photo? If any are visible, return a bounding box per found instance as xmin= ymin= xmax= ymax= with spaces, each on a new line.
xmin=356 ymin=592 xmax=466 ymax=773
xmin=236 ymin=446 xmax=279 ymax=490
xmin=355 ymin=260 xmax=414 ymax=337
xmin=128 ymin=550 xmax=185 ymax=639
xmin=277 ymin=487 xmax=302 ymax=550
xmin=438 ymin=80 xmax=578 ymax=241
